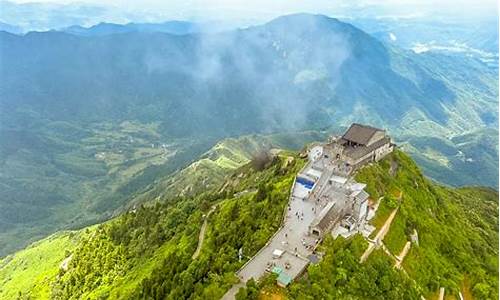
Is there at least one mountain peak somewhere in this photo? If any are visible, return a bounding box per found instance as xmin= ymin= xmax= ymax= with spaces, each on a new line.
xmin=265 ymin=13 xmax=345 ymax=31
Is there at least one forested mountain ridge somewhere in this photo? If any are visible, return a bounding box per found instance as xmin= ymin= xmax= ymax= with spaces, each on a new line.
xmin=1 ymin=14 xmax=496 ymax=136
xmin=121 ymin=131 xmax=328 ymax=213
xmin=0 ymin=147 xmax=497 ymax=300
xmin=0 ymin=13 xmax=497 ymax=257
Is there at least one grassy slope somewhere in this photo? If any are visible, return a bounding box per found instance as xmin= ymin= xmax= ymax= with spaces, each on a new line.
xmin=239 ymin=150 xmax=497 ymax=300
xmin=124 ymin=131 xmax=326 ymax=209
xmin=0 ymin=151 xmax=305 ymax=299
xmin=401 ymin=127 xmax=499 ymax=189
xmin=1 ymin=145 xmax=497 ymax=300
xmin=54 ymin=154 xmax=303 ymax=299
xmin=285 ymin=236 xmax=421 ymax=300
xmin=0 ymin=120 xmax=215 ymax=256
xmin=0 ymin=230 xmax=90 ymax=299
xmin=0 ymin=132 xmax=321 ymax=299
xmin=356 ymin=150 xmax=498 ymax=299
xmin=0 ymin=126 xmax=325 ymax=258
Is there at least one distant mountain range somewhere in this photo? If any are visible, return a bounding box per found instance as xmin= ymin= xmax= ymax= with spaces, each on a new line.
xmin=62 ymin=21 xmax=201 ymax=36
xmin=0 ymin=0 xmax=242 ymax=34
xmin=349 ymin=18 xmax=499 ymax=70
xmin=0 ymin=20 xmax=21 ymax=34
xmin=2 ymin=14 xmax=497 ymax=136
xmin=351 ymin=18 xmax=499 ymax=53
xmin=0 ymin=0 xmax=123 ymax=32
xmin=0 ymin=13 xmax=497 ymax=256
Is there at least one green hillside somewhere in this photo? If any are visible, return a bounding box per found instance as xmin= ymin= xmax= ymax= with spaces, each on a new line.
xmin=400 ymin=128 xmax=499 ymax=188
xmin=357 ymin=150 xmax=498 ymax=299
xmin=2 ymin=151 xmax=305 ymax=299
xmin=1 ymin=146 xmax=497 ymax=299
xmin=0 ymin=120 xmax=217 ymax=256
xmin=0 ymin=229 xmax=90 ymax=299
xmin=1 ymin=13 xmax=497 ymax=257
xmin=0 ymin=124 xmax=324 ymax=257
xmin=240 ymin=150 xmax=498 ymax=300
xmin=124 ymin=131 xmax=328 ymax=210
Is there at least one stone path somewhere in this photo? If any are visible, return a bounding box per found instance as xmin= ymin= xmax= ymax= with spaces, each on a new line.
xmin=361 ymin=191 xmax=404 ymax=263
xmin=360 ymin=207 xmax=399 ymax=263
xmin=221 ymin=283 xmax=244 ymax=300
xmin=222 ymin=161 xmax=342 ymax=299
xmin=438 ymin=287 xmax=445 ymax=300
xmin=395 ymin=241 xmax=411 ymax=269
xmin=192 ymin=205 xmax=217 ymax=260
xmin=236 ymin=192 xmax=318 ymax=282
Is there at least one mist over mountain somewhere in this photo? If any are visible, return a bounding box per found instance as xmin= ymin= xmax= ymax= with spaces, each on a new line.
xmin=0 ymin=20 xmax=21 ymax=34
xmin=0 ymin=0 xmax=249 ymax=34
xmin=2 ymin=14 xmax=496 ymax=135
xmin=0 ymin=13 xmax=497 ymax=255
xmin=0 ymin=0 xmax=123 ymax=32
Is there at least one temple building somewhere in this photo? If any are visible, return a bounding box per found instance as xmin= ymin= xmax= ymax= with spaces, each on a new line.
xmin=305 ymin=123 xmax=394 ymax=238
xmin=336 ymin=123 xmax=394 ymax=168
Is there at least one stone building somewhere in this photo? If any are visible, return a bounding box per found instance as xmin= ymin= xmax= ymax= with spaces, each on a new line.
xmin=349 ymin=184 xmax=370 ymax=223
xmin=338 ymin=123 xmax=394 ymax=167
xmin=305 ymin=123 xmax=394 ymax=239
xmin=309 ymin=202 xmax=345 ymax=237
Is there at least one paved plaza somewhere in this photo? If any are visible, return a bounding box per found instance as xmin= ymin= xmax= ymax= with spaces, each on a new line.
xmin=237 ymin=161 xmax=343 ymax=283
xmin=223 ymin=124 xmax=394 ymax=299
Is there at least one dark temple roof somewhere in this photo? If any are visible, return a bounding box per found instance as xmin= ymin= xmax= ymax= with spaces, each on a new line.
xmin=342 ymin=123 xmax=384 ymax=146
xmin=344 ymin=136 xmax=391 ymax=160
xmin=311 ymin=201 xmax=344 ymax=232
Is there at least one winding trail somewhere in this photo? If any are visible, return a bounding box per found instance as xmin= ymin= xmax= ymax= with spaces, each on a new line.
xmin=395 ymin=241 xmax=411 ymax=269
xmin=360 ymin=191 xmax=403 ymax=263
xmin=360 ymin=207 xmax=399 ymax=262
xmin=192 ymin=205 xmax=217 ymax=260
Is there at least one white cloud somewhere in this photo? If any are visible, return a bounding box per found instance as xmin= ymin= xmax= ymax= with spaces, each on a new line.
xmin=3 ymin=0 xmax=497 ymax=24
xmin=6 ymin=0 xmax=497 ymax=15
